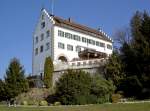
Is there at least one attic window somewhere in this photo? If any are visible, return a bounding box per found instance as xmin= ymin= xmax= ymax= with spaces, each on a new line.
xmin=41 ymin=22 xmax=45 ymax=29
xmin=42 ymin=14 xmax=44 ymax=20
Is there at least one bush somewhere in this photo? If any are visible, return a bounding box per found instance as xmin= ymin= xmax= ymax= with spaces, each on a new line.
xmin=54 ymin=101 xmax=61 ymax=106
xmin=21 ymin=101 xmax=28 ymax=105
xmin=55 ymin=70 xmax=92 ymax=105
xmin=50 ymin=70 xmax=115 ymax=105
xmin=90 ymin=75 xmax=115 ymax=104
xmin=39 ymin=100 xmax=48 ymax=106
xmin=111 ymin=94 xmax=122 ymax=103
xmin=16 ymin=88 xmax=52 ymax=105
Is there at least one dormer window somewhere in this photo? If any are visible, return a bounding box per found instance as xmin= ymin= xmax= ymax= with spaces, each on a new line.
xmin=41 ymin=22 xmax=45 ymax=29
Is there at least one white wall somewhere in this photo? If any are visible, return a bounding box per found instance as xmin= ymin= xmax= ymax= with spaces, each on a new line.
xmin=32 ymin=9 xmax=53 ymax=75
xmin=53 ymin=26 xmax=112 ymax=62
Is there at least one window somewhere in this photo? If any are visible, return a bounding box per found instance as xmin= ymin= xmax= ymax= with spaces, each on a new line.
xmin=88 ymin=39 xmax=95 ymax=45
xmin=65 ymin=32 xmax=70 ymax=39
xmin=46 ymin=42 xmax=50 ymax=50
xmin=41 ymin=33 xmax=44 ymax=41
xmin=82 ymin=37 xmax=87 ymax=43
xmin=40 ymin=45 xmax=43 ymax=53
xmin=35 ymin=48 xmax=38 ymax=55
xmin=35 ymin=36 xmax=38 ymax=44
xmin=67 ymin=44 xmax=73 ymax=51
xmin=100 ymin=42 xmax=105 ymax=47
xmin=58 ymin=30 xmax=64 ymax=37
xmin=107 ymin=44 xmax=112 ymax=50
xmin=76 ymin=46 xmax=81 ymax=52
xmin=46 ymin=30 xmax=50 ymax=37
xmin=58 ymin=42 xmax=65 ymax=49
xmin=96 ymin=41 xmax=99 ymax=46
xmin=42 ymin=14 xmax=44 ymax=20
xmin=41 ymin=22 xmax=45 ymax=29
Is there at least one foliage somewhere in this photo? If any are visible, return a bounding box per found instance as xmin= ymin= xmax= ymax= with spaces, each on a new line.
xmin=120 ymin=11 xmax=150 ymax=99
xmin=4 ymin=58 xmax=29 ymax=100
xmin=16 ymin=88 xmax=52 ymax=105
xmin=90 ymin=75 xmax=115 ymax=104
xmin=54 ymin=101 xmax=61 ymax=106
xmin=39 ymin=100 xmax=48 ymax=106
xmin=106 ymin=11 xmax=150 ymax=99
xmin=55 ymin=70 xmax=92 ymax=105
xmin=118 ymin=76 xmax=143 ymax=98
xmin=21 ymin=101 xmax=28 ymax=105
xmin=51 ymin=70 xmax=115 ymax=105
xmin=105 ymin=52 xmax=124 ymax=86
xmin=44 ymin=57 xmax=54 ymax=88
xmin=0 ymin=79 xmax=7 ymax=101
xmin=111 ymin=94 xmax=122 ymax=103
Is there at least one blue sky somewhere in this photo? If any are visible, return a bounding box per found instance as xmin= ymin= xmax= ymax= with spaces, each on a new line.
xmin=0 ymin=0 xmax=150 ymax=79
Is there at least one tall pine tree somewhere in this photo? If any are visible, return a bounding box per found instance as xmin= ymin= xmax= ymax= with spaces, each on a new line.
xmin=4 ymin=58 xmax=29 ymax=100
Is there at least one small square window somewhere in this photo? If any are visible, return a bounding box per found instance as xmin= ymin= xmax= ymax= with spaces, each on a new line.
xmin=67 ymin=44 xmax=73 ymax=51
xmin=58 ymin=42 xmax=65 ymax=49
xmin=35 ymin=36 xmax=38 ymax=44
xmin=41 ymin=22 xmax=45 ymax=29
xmin=46 ymin=30 xmax=50 ymax=37
xmin=42 ymin=14 xmax=44 ymax=20
xmin=40 ymin=45 xmax=43 ymax=53
xmin=35 ymin=48 xmax=38 ymax=55
xmin=46 ymin=42 xmax=50 ymax=50
xmin=41 ymin=33 xmax=44 ymax=41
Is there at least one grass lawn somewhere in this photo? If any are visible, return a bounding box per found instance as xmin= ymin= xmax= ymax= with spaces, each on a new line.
xmin=0 ymin=103 xmax=150 ymax=111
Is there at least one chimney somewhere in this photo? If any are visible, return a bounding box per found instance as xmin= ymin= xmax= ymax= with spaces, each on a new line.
xmin=68 ymin=17 xmax=73 ymax=22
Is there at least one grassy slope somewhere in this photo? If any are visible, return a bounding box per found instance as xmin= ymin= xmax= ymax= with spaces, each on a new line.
xmin=0 ymin=103 xmax=150 ymax=111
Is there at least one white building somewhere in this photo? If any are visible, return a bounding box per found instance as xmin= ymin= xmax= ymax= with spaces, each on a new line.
xmin=32 ymin=9 xmax=113 ymax=76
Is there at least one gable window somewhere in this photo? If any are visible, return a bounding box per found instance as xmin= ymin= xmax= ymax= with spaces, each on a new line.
xmin=58 ymin=42 xmax=65 ymax=49
xmin=35 ymin=36 xmax=38 ymax=44
xmin=40 ymin=45 xmax=44 ymax=53
xmin=67 ymin=44 xmax=73 ymax=51
xmin=107 ymin=44 xmax=112 ymax=50
xmin=46 ymin=30 xmax=50 ymax=37
xmin=41 ymin=33 xmax=44 ymax=41
xmin=41 ymin=22 xmax=45 ymax=29
xmin=35 ymin=48 xmax=38 ymax=55
xmin=42 ymin=14 xmax=44 ymax=20
xmin=46 ymin=42 xmax=50 ymax=50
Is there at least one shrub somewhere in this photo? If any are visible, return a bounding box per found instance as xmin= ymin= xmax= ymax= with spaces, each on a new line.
xmin=39 ymin=100 xmax=48 ymax=106
xmin=90 ymin=75 xmax=115 ymax=104
xmin=51 ymin=70 xmax=115 ymax=105
xmin=16 ymin=88 xmax=52 ymax=105
xmin=55 ymin=70 xmax=92 ymax=105
xmin=111 ymin=94 xmax=122 ymax=103
xmin=54 ymin=101 xmax=61 ymax=106
xmin=21 ymin=101 xmax=28 ymax=105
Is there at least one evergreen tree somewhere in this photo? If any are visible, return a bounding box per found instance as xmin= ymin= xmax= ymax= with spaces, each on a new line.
xmin=44 ymin=57 xmax=54 ymax=88
xmin=105 ymin=52 xmax=124 ymax=86
xmin=4 ymin=58 xmax=29 ymax=100
xmin=0 ymin=79 xmax=7 ymax=101
xmin=119 ymin=11 xmax=150 ymax=98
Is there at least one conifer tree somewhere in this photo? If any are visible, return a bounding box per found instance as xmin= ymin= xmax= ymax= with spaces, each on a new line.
xmin=4 ymin=58 xmax=29 ymax=100
xmin=44 ymin=57 xmax=54 ymax=88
